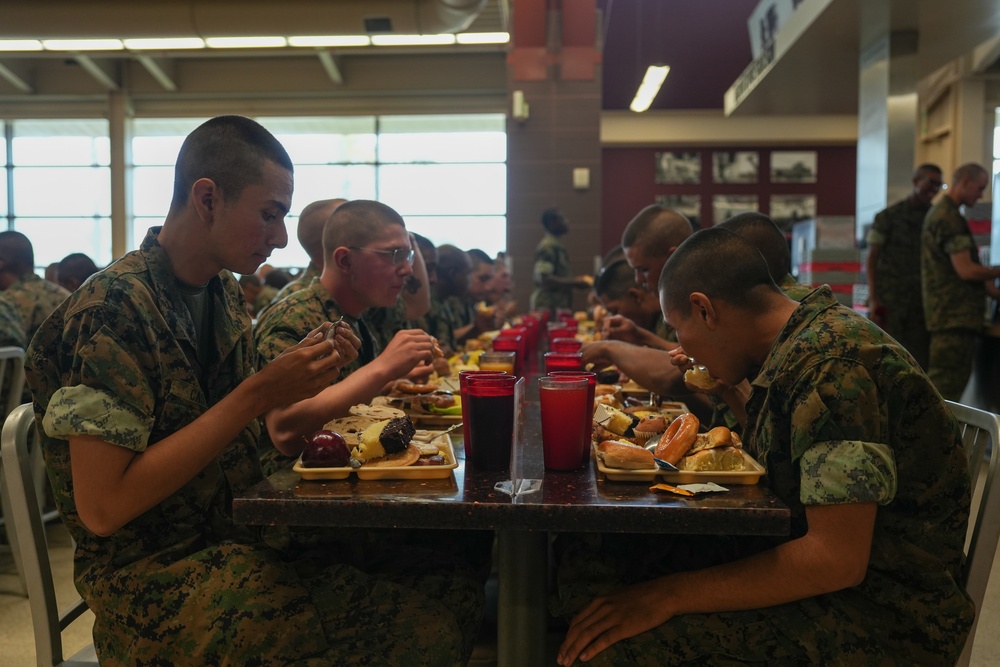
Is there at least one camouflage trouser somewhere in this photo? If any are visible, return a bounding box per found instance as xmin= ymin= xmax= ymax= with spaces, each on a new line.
xmin=85 ymin=536 xmax=485 ymax=667
xmin=927 ymin=329 xmax=977 ymax=401
xmin=550 ymin=533 xmax=963 ymax=666
xmin=881 ymin=302 xmax=930 ymax=370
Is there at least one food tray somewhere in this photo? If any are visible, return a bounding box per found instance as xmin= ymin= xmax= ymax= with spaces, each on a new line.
xmin=294 ymin=435 xmax=457 ymax=481
xmin=595 ymin=448 xmax=765 ymax=485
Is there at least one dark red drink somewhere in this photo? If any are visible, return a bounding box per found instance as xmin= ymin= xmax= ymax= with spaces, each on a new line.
xmin=466 ymin=375 xmax=517 ymax=471
xmin=544 ymin=351 xmax=584 ymax=374
xmin=459 ymin=370 xmax=509 ymax=459
xmin=551 ymin=337 xmax=582 ymax=353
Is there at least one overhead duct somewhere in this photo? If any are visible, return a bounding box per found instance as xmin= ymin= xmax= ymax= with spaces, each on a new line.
xmin=0 ymin=0 xmax=489 ymax=39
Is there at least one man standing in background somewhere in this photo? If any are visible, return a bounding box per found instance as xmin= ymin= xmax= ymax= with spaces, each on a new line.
xmin=530 ymin=208 xmax=591 ymax=312
xmin=921 ymin=162 xmax=1000 ymax=400
xmin=866 ymin=163 xmax=943 ymax=369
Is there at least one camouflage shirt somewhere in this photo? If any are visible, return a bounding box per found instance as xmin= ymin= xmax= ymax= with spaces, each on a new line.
xmin=777 ymin=273 xmax=816 ymax=302
xmin=442 ymin=294 xmax=475 ymax=330
xmin=254 ymin=262 xmax=318 ymax=321
xmin=0 ymin=272 xmax=69 ymax=344
xmin=0 ymin=297 xmax=26 ymax=348
xmin=414 ymin=294 xmax=457 ymax=351
xmin=922 ymin=196 xmax=986 ymax=331
xmin=531 ymin=233 xmax=573 ymax=311
xmin=744 ymin=286 xmax=973 ymax=660
xmin=868 ymin=198 xmax=928 ymax=309
xmin=366 ymin=295 xmax=412 ymax=353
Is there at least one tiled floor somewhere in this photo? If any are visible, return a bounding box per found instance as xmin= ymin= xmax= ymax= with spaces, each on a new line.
xmin=3 ymin=520 xmax=999 ymax=666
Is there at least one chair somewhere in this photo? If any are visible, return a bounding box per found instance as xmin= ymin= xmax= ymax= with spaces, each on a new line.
xmin=1 ymin=403 xmax=98 ymax=666
xmin=947 ymin=400 xmax=1000 ymax=667
xmin=0 ymin=345 xmax=29 ymax=594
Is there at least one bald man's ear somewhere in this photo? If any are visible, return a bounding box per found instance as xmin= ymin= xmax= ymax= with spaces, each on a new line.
xmin=191 ymin=178 xmax=218 ymax=222
xmin=332 ymin=247 xmax=352 ymax=272
xmin=689 ymin=292 xmax=718 ymax=329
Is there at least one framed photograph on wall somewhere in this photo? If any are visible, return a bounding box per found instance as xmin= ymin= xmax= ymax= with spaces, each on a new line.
xmin=711 ymin=195 xmax=758 ymax=225
xmin=770 ymin=151 xmax=817 ymax=183
xmin=655 ymin=194 xmax=701 ymax=228
xmin=655 ymin=151 xmax=701 ymax=184
xmin=770 ymin=194 xmax=817 ymax=230
xmin=712 ymin=151 xmax=759 ymax=184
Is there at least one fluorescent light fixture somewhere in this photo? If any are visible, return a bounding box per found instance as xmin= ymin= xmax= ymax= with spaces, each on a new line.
xmin=205 ymin=36 xmax=287 ymax=49
xmin=42 ymin=38 xmax=124 ymax=51
xmin=456 ymin=32 xmax=510 ymax=45
xmin=287 ymin=35 xmax=371 ymax=48
xmin=370 ymin=34 xmax=456 ymax=47
xmin=0 ymin=39 xmax=43 ymax=52
xmin=124 ymin=37 xmax=205 ymax=50
xmin=629 ymin=64 xmax=670 ymax=112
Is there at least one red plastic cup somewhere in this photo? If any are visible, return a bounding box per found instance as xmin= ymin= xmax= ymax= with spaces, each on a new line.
xmin=466 ymin=374 xmax=517 ymax=471
xmin=550 ymin=337 xmax=582 ymax=353
xmin=539 ymin=376 xmax=589 ymax=471
xmin=547 ymin=324 xmax=578 ymax=348
xmin=459 ymin=370 xmax=510 ymax=458
xmin=548 ymin=371 xmax=597 ymax=465
xmin=490 ymin=335 xmax=522 ymax=377
xmin=544 ymin=351 xmax=584 ymax=374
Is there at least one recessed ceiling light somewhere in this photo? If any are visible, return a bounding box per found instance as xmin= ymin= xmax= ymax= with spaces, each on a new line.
xmin=370 ymin=34 xmax=456 ymax=47
xmin=124 ymin=37 xmax=206 ymax=50
xmin=287 ymin=35 xmax=371 ymax=48
xmin=205 ymin=36 xmax=287 ymax=49
xmin=0 ymin=39 xmax=43 ymax=52
xmin=456 ymin=32 xmax=510 ymax=45
xmin=42 ymin=39 xmax=124 ymax=51
xmin=630 ymin=65 xmax=670 ymax=112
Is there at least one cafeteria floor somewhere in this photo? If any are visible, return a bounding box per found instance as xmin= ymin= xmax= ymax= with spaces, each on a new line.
xmin=2 ymin=519 xmax=998 ymax=666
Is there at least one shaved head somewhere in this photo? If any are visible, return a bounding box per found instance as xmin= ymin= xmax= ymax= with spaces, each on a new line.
xmin=322 ymin=200 xmax=405 ymax=260
xmin=718 ymin=212 xmax=791 ymax=283
xmin=621 ymin=205 xmax=694 ymax=253
xmin=660 ymin=227 xmax=779 ymax=317
xmin=298 ymin=198 xmax=346 ymax=268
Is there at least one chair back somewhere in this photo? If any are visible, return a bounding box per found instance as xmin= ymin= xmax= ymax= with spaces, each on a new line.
xmin=946 ymin=400 xmax=1000 ymax=667
xmin=1 ymin=403 xmax=97 ymax=667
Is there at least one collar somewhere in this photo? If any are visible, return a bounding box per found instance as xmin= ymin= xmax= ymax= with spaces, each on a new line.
xmin=750 ymin=285 xmax=841 ymax=391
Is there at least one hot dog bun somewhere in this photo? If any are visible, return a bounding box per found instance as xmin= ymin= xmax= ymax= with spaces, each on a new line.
xmin=597 ymin=440 xmax=655 ymax=469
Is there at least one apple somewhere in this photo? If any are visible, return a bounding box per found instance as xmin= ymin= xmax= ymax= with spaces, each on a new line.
xmin=301 ymin=429 xmax=351 ymax=468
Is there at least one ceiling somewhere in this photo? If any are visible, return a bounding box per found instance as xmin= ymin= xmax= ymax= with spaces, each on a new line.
xmin=0 ymin=0 xmax=998 ymax=116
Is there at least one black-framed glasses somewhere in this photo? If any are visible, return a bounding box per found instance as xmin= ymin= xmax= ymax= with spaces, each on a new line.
xmin=348 ymin=246 xmax=415 ymax=265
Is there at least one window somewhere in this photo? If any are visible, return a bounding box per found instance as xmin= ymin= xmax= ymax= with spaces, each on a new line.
xmin=991 ymin=108 xmax=1000 ymax=265
xmin=6 ymin=119 xmax=113 ymax=271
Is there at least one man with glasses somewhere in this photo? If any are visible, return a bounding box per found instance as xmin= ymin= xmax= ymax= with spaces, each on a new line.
xmin=866 ymin=163 xmax=943 ymax=369
xmin=254 ymin=199 xmax=440 ymax=471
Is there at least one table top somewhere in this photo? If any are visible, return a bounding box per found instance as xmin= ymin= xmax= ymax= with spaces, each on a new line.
xmin=233 ymin=380 xmax=790 ymax=537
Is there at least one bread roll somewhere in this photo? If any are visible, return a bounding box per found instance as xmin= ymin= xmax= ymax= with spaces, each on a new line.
xmin=597 ymin=440 xmax=655 ymax=469
xmin=349 ymin=404 xmax=406 ymax=420
xmin=677 ymin=447 xmax=745 ymax=471
xmin=688 ymin=426 xmax=734 ymax=455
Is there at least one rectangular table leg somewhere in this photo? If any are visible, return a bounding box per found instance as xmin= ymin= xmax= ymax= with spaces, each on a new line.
xmin=497 ymin=529 xmax=548 ymax=667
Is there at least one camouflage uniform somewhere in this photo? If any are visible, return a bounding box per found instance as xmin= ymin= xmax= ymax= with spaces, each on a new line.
xmin=443 ymin=294 xmax=475 ymax=330
xmin=366 ymin=295 xmax=412 ymax=353
xmin=922 ymin=196 xmax=987 ymax=400
xmin=254 ymin=283 xmax=279 ymax=315
xmin=253 ymin=278 xmax=378 ymax=472
xmin=26 ymin=229 xmax=469 ymax=667
xmin=0 ymin=272 xmax=69 ymax=343
xmin=652 ymin=317 xmax=676 ymax=344
xmin=413 ymin=293 xmax=457 ymax=352
xmin=553 ymin=287 xmax=972 ymax=665
xmin=0 ymin=297 xmax=26 ymax=348
xmin=530 ymin=233 xmax=573 ymax=311
xmin=253 ymin=277 xmax=490 ymax=660
xmin=777 ymin=272 xmax=816 ymax=302
xmin=866 ymin=199 xmax=931 ymax=369
xmin=254 ymin=263 xmax=319 ymax=322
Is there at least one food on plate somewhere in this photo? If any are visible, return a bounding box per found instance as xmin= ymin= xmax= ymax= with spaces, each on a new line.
xmin=654 ymin=412 xmax=700 ymax=464
xmin=677 ymin=447 xmax=745 ymax=471
xmin=593 ymin=404 xmax=635 ymax=436
xmin=322 ymin=415 xmax=378 ymax=446
xmin=348 ymin=403 xmax=406 ymax=420
xmin=475 ymin=301 xmax=496 ymax=317
xmin=688 ymin=426 xmax=739 ymax=455
xmin=594 ymin=393 xmax=622 ymax=410
xmin=594 ymin=366 xmax=622 ymax=384
xmin=597 ymin=440 xmax=655 ymax=469
xmin=394 ymin=379 xmax=440 ymax=394
xmin=684 ymin=365 xmax=718 ymax=391
xmin=362 ymin=443 xmax=421 ymax=467
xmin=412 ymin=454 xmax=446 ymax=466
xmin=352 ymin=416 xmax=417 ymax=462
xmin=594 ymin=383 xmax=619 ymax=397
xmin=301 ymin=430 xmax=352 ymax=468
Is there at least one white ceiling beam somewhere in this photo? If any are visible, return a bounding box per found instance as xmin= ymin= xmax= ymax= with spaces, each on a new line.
xmin=316 ymin=50 xmax=343 ymax=85
xmin=136 ymin=55 xmax=177 ymax=91
xmin=73 ymin=54 xmax=120 ymax=90
xmin=0 ymin=60 xmax=33 ymax=93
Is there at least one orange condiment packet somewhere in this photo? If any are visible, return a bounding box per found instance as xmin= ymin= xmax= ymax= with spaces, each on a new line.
xmin=648 ymin=483 xmax=695 ymax=497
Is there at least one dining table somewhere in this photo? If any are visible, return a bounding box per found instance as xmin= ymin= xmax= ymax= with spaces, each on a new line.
xmin=233 ymin=376 xmax=790 ymax=666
